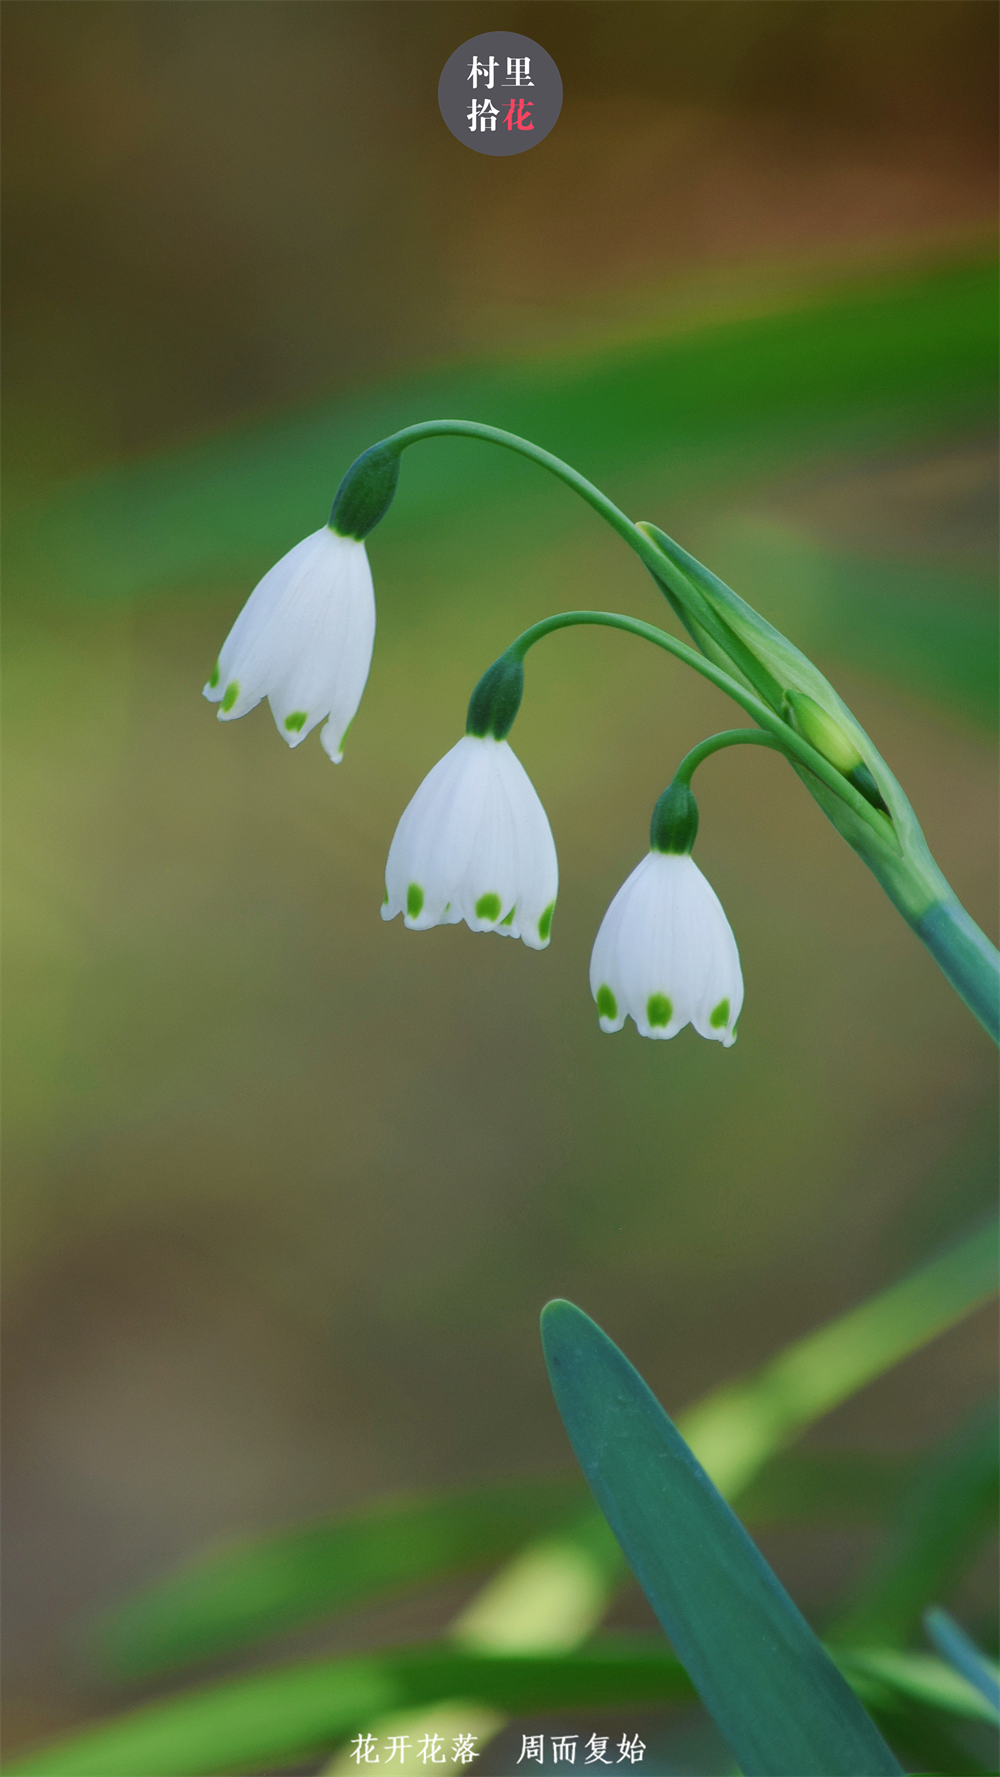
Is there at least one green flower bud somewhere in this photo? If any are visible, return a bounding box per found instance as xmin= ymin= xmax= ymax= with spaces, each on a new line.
xmin=650 ymin=781 xmax=699 ymax=855
xmin=785 ymin=691 xmax=864 ymax=774
xmin=785 ymin=692 xmax=889 ymax=813
xmin=466 ymin=652 xmax=525 ymax=741
xmin=329 ymin=443 xmax=402 ymax=540
xmin=637 ymin=519 xmax=897 ymax=829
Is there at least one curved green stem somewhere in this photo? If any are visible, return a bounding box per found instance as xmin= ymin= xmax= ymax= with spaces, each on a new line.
xmin=506 ymin=610 xmax=895 ymax=847
xmin=382 ymin=425 xmax=891 ymax=845
xmin=672 ymin=729 xmax=785 ymax=787
xmin=382 ymin=420 xmax=675 ymax=585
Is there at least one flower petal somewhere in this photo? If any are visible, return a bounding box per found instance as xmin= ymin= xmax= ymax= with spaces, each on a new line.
xmin=590 ymin=851 xmax=742 ymax=1044
xmin=205 ymin=529 xmax=375 ymax=758
xmin=383 ymin=735 xmax=558 ymax=950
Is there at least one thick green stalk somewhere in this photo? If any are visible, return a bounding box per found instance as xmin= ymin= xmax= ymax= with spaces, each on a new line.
xmin=915 ymin=899 xmax=1000 ymax=1042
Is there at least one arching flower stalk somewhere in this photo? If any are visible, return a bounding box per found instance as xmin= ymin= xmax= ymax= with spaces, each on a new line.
xmin=200 ymin=421 xmax=999 ymax=1046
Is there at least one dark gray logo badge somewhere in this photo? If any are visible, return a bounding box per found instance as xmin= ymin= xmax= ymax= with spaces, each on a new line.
xmin=438 ymin=33 xmax=562 ymax=156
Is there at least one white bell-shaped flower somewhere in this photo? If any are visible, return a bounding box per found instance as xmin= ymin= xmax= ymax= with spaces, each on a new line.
xmin=590 ymin=850 xmax=743 ymax=1044
xmin=203 ymin=526 xmax=375 ymax=762
xmin=382 ymin=735 xmax=558 ymax=949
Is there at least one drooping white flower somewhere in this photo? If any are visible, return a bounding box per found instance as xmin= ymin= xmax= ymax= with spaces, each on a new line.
xmin=382 ymin=735 xmax=558 ymax=949
xmin=203 ymin=526 xmax=375 ymax=762
xmin=589 ymin=850 xmax=743 ymax=1044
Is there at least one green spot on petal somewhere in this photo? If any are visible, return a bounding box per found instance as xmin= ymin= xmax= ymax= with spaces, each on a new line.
xmin=710 ymin=997 xmax=730 ymax=1029
xmin=596 ymin=985 xmax=617 ymax=1021
xmin=475 ymin=892 xmax=501 ymax=922
xmin=499 ymin=906 xmax=516 ymax=927
xmin=284 ymin=711 xmax=307 ymax=733
xmin=647 ymin=993 xmax=672 ymax=1028
xmin=537 ymin=901 xmax=555 ymax=942
xmin=406 ymin=883 xmax=424 ymax=918
xmin=221 ymin=681 xmax=239 ymax=713
xmin=208 ymin=661 xmax=220 ymax=689
xmin=383 ymin=889 xmax=389 ymax=905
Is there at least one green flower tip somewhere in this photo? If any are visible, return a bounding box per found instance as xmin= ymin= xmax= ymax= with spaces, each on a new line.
xmin=596 ymin=984 xmax=617 ymax=1020
xmin=329 ymin=442 xmax=402 ymax=541
xmin=475 ymin=892 xmax=502 ymax=922
xmin=208 ymin=660 xmax=220 ymax=690
xmin=406 ymin=882 xmax=424 ymax=917
xmin=538 ymin=901 xmax=555 ymax=942
xmin=466 ymin=653 xmax=525 ymax=741
xmin=647 ymin=993 xmax=672 ymax=1028
xmin=284 ymin=711 xmax=307 ymax=733
xmin=220 ymin=680 xmax=239 ymax=713
xmin=650 ymin=781 xmax=698 ymax=855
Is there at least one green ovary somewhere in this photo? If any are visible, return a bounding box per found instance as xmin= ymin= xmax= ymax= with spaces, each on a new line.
xmin=208 ymin=661 xmax=220 ymax=689
xmin=475 ymin=893 xmax=502 ymax=922
xmin=596 ymin=985 xmax=618 ymax=1021
xmin=537 ymin=902 xmax=555 ymax=941
xmin=406 ymin=883 xmax=424 ymax=918
xmin=220 ymin=681 xmax=239 ymax=713
xmin=647 ymin=993 xmax=672 ymax=1028
xmin=710 ymin=998 xmax=730 ymax=1029
xmin=284 ymin=711 xmax=308 ymax=733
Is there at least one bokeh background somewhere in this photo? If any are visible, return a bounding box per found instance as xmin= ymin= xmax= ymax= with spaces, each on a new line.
xmin=3 ymin=1 xmax=998 ymax=1767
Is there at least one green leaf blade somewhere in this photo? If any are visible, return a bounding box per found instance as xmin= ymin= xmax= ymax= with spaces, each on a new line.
xmin=541 ymin=1298 xmax=903 ymax=1777
xmin=924 ymin=1608 xmax=1000 ymax=1718
xmin=679 ymin=1217 xmax=1000 ymax=1499
xmin=2 ymin=1644 xmax=693 ymax=1777
xmin=87 ymin=1476 xmax=589 ymax=1681
xmin=827 ymin=1402 xmax=999 ymax=1650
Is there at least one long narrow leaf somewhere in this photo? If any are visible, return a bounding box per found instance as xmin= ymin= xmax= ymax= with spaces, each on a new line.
xmin=737 ymin=1449 xmax=915 ymax=1526
xmin=8 ymin=1632 xmax=990 ymax=1777
xmin=826 ymin=1402 xmax=999 ymax=1648
xmin=86 ymin=1451 xmax=916 ymax=1685
xmin=2 ymin=1643 xmax=694 ymax=1777
xmin=679 ymin=1217 xmax=999 ymax=1497
xmin=88 ymin=1476 xmax=588 ymax=1681
xmin=541 ymin=1298 xmax=903 ymax=1777
xmin=91 ymin=1220 xmax=997 ymax=1684
xmin=841 ymin=1647 xmax=1000 ymax=1725
xmin=924 ymin=1609 xmax=1000 ymax=1718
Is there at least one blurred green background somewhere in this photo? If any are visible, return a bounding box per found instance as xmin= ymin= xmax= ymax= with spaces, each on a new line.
xmin=2 ymin=1 xmax=998 ymax=1765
